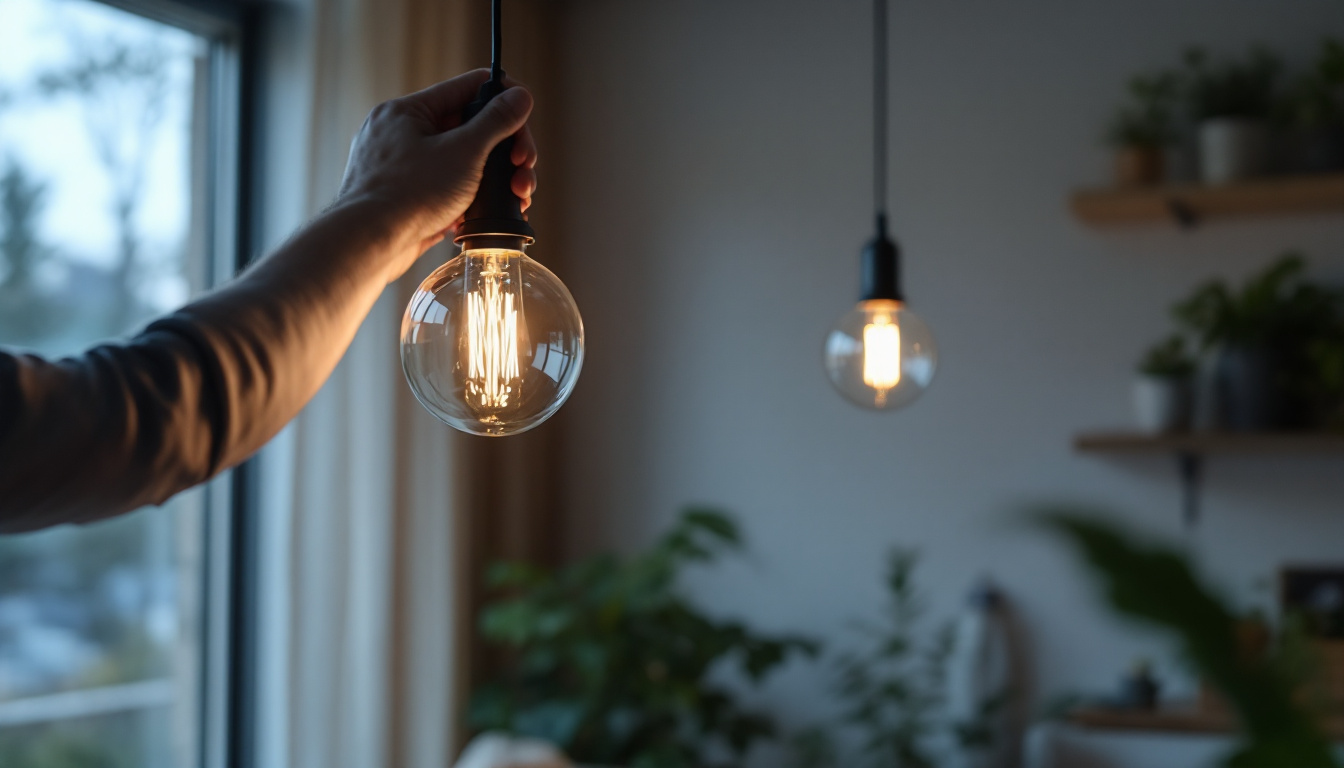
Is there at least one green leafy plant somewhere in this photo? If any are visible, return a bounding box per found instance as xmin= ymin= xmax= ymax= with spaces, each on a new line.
xmin=834 ymin=550 xmax=951 ymax=768
xmin=1137 ymin=335 xmax=1196 ymax=378
xmin=1182 ymin=46 xmax=1283 ymax=121
xmin=1281 ymin=38 xmax=1344 ymax=129
xmin=1172 ymin=253 xmax=1340 ymax=349
xmin=790 ymin=550 xmax=1007 ymax=768
xmin=469 ymin=509 xmax=818 ymax=768
xmin=1172 ymin=253 xmax=1344 ymax=425
xmin=1106 ymin=72 xmax=1180 ymax=149
xmin=1034 ymin=508 xmax=1341 ymax=768
xmin=1306 ymin=333 xmax=1344 ymax=430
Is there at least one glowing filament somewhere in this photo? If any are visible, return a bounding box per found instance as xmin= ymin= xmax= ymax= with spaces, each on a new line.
xmin=863 ymin=315 xmax=901 ymax=401
xmin=465 ymin=261 xmax=520 ymax=410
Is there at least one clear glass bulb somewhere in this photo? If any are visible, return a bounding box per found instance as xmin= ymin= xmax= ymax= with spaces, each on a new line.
xmin=823 ymin=299 xmax=937 ymax=410
xmin=401 ymin=246 xmax=584 ymax=436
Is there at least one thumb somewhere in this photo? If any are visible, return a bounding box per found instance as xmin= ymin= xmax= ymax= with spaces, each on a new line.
xmin=459 ymin=86 xmax=533 ymax=154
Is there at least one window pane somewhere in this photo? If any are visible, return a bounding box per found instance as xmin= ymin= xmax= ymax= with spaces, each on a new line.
xmin=0 ymin=1 xmax=220 ymax=765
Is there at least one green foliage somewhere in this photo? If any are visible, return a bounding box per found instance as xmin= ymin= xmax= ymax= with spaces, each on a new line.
xmin=1137 ymin=335 xmax=1195 ymax=378
xmin=1172 ymin=253 xmax=1339 ymax=349
xmin=0 ymin=158 xmax=64 ymax=343
xmin=1305 ymin=332 xmax=1344 ymax=430
xmin=1106 ymin=72 xmax=1180 ymax=148
xmin=1033 ymin=508 xmax=1341 ymax=768
xmin=1281 ymin=38 xmax=1344 ymax=129
xmin=469 ymin=508 xmax=818 ymax=768
xmin=831 ymin=550 xmax=949 ymax=768
xmin=786 ymin=726 xmax=839 ymax=768
xmin=0 ymin=713 xmax=141 ymax=768
xmin=1182 ymin=46 xmax=1283 ymax=121
xmin=1171 ymin=253 xmax=1344 ymax=425
xmin=795 ymin=550 xmax=1006 ymax=768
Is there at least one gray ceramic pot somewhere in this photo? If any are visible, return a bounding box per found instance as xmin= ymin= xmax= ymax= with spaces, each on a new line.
xmin=1133 ymin=375 xmax=1194 ymax=432
xmin=1198 ymin=118 xmax=1271 ymax=183
xmin=1216 ymin=344 xmax=1277 ymax=431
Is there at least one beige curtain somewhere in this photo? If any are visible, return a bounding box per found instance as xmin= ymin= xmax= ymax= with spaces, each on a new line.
xmin=251 ymin=1 xmax=562 ymax=766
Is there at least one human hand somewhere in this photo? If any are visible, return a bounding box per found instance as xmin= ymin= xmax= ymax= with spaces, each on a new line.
xmin=336 ymin=69 xmax=537 ymax=280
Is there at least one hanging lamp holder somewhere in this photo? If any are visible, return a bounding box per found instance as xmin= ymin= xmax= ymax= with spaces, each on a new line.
xmin=860 ymin=214 xmax=902 ymax=302
xmin=455 ymin=0 xmax=535 ymax=251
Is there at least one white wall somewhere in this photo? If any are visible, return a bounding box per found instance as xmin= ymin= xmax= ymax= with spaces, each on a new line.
xmin=552 ymin=0 xmax=1344 ymax=750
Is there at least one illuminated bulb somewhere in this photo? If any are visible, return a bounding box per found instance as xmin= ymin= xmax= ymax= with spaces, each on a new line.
xmin=862 ymin=310 xmax=901 ymax=395
xmin=401 ymin=244 xmax=583 ymax=436
xmin=824 ymin=298 xmax=936 ymax=410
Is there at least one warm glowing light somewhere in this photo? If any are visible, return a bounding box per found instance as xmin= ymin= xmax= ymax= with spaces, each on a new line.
xmin=465 ymin=253 xmax=521 ymax=410
xmin=862 ymin=313 xmax=901 ymax=405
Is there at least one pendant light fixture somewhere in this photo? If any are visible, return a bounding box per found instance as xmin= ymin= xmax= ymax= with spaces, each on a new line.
xmin=823 ymin=0 xmax=936 ymax=410
xmin=401 ymin=0 xmax=584 ymax=436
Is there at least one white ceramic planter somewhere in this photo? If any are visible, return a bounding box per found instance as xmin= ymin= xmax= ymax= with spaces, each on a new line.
xmin=1133 ymin=375 xmax=1193 ymax=433
xmin=1198 ymin=118 xmax=1271 ymax=184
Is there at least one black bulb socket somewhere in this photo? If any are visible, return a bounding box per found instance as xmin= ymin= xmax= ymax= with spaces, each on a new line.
xmin=454 ymin=75 xmax=535 ymax=251
xmin=859 ymin=214 xmax=903 ymax=302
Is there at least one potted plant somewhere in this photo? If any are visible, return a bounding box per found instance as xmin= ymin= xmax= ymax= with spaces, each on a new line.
xmin=1105 ymin=72 xmax=1179 ymax=185
xmin=1279 ymin=38 xmax=1344 ymax=174
xmin=469 ymin=509 xmax=818 ymax=768
xmin=1133 ymin=335 xmax=1195 ymax=433
xmin=1182 ymin=46 xmax=1283 ymax=183
xmin=1173 ymin=253 xmax=1342 ymax=431
xmin=1304 ymin=329 xmax=1344 ymax=432
xmin=788 ymin=551 xmax=1015 ymax=768
xmin=1034 ymin=510 xmax=1342 ymax=768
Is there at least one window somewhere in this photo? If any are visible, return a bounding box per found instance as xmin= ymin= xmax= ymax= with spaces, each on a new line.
xmin=0 ymin=0 xmax=246 ymax=765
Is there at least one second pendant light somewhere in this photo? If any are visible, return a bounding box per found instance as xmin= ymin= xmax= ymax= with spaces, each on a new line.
xmin=822 ymin=0 xmax=937 ymax=411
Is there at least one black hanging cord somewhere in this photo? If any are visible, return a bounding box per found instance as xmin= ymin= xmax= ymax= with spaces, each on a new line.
xmin=858 ymin=0 xmax=901 ymax=302
xmin=873 ymin=0 xmax=887 ymax=224
xmin=455 ymin=0 xmax=535 ymax=246
xmin=491 ymin=0 xmax=504 ymax=83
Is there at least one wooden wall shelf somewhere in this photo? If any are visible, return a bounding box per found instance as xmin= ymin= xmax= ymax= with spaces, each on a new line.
xmin=1069 ymin=706 xmax=1344 ymax=740
xmin=1074 ymin=431 xmax=1344 ymax=455
xmin=1073 ymin=431 xmax=1344 ymax=527
xmin=1070 ymin=173 xmax=1344 ymax=227
xmin=1069 ymin=706 xmax=1234 ymax=735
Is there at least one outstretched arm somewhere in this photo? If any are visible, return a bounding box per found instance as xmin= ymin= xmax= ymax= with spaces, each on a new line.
xmin=0 ymin=70 xmax=536 ymax=532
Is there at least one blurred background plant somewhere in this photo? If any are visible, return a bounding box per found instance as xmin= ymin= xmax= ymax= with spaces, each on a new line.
xmin=1181 ymin=45 xmax=1283 ymax=121
xmin=1172 ymin=252 xmax=1344 ymax=430
xmin=1106 ymin=72 xmax=1180 ymax=149
xmin=1280 ymin=39 xmax=1344 ymax=131
xmin=789 ymin=550 xmax=1009 ymax=768
xmin=1105 ymin=71 xmax=1181 ymax=185
xmin=1034 ymin=507 xmax=1342 ymax=768
xmin=1137 ymin=335 xmax=1196 ymax=379
xmin=0 ymin=158 xmax=64 ymax=342
xmin=468 ymin=509 xmax=818 ymax=768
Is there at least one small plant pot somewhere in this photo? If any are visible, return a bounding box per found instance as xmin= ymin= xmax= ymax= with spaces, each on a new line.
xmin=1113 ymin=147 xmax=1165 ymax=186
xmin=1133 ymin=375 xmax=1193 ymax=433
xmin=1118 ymin=670 xmax=1162 ymax=711
xmin=1280 ymin=124 xmax=1344 ymax=174
xmin=1198 ymin=118 xmax=1271 ymax=184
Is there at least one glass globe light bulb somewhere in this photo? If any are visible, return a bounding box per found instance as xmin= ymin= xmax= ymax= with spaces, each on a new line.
xmin=823 ymin=299 xmax=936 ymax=410
xmin=401 ymin=245 xmax=584 ymax=436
